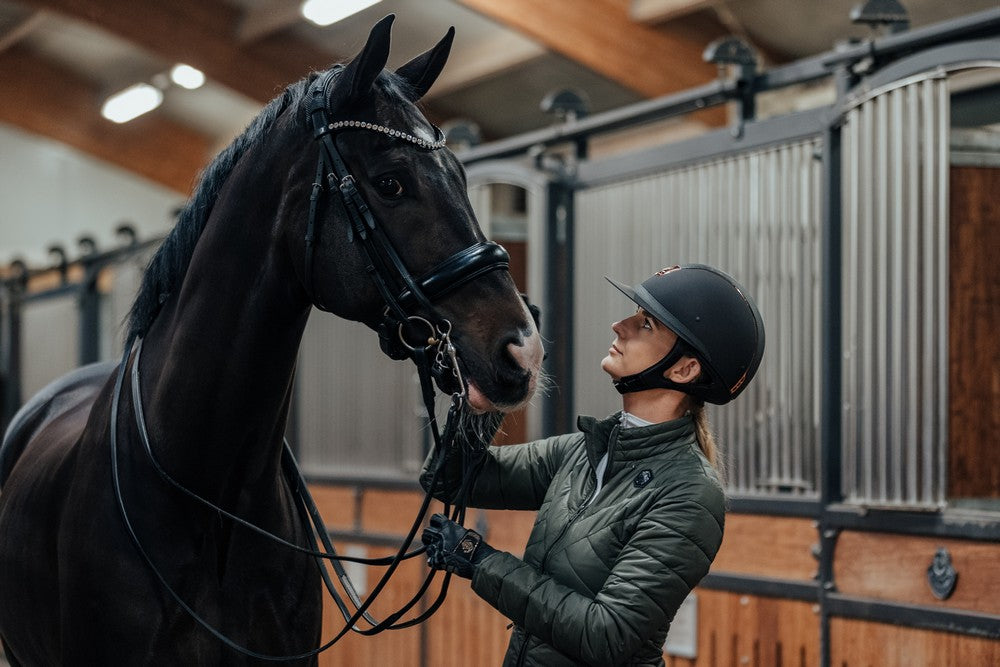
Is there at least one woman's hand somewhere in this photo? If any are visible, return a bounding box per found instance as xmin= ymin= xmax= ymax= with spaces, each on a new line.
xmin=421 ymin=513 xmax=496 ymax=579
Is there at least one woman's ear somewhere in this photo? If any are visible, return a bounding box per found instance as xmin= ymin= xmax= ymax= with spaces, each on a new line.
xmin=666 ymin=356 xmax=702 ymax=385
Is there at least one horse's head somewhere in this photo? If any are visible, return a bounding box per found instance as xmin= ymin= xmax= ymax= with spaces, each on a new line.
xmin=286 ymin=15 xmax=542 ymax=412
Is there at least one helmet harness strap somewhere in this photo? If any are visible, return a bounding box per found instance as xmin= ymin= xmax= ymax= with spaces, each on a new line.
xmin=613 ymin=339 xmax=700 ymax=395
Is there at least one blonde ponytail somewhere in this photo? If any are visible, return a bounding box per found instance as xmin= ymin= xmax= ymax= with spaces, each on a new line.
xmin=690 ymin=401 xmax=725 ymax=483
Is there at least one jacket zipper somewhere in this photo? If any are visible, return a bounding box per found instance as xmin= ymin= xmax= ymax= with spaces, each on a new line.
xmin=540 ymin=424 xmax=619 ymax=572
xmin=518 ymin=424 xmax=620 ymax=666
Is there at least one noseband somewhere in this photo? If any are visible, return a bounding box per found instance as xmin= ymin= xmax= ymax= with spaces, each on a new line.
xmin=304 ymin=69 xmax=510 ymax=377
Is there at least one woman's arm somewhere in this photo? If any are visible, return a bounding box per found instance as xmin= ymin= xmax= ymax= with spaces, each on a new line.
xmin=471 ymin=485 xmax=725 ymax=666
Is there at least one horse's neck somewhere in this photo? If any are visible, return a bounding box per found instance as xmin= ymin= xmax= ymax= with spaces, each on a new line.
xmin=139 ymin=187 xmax=312 ymax=503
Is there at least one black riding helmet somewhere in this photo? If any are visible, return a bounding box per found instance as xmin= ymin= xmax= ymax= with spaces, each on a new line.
xmin=605 ymin=264 xmax=765 ymax=405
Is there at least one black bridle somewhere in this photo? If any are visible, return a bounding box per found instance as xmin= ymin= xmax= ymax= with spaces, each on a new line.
xmin=107 ymin=69 xmax=510 ymax=661
xmin=304 ymin=67 xmax=510 ymax=369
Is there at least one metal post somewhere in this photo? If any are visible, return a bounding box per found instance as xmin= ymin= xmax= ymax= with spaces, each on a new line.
xmin=1 ymin=275 xmax=25 ymax=433
xmin=818 ymin=63 xmax=848 ymax=667
xmin=543 ymin=177 xmax=575 ymax=436
xmin=78 ymin=266 xmax=102 ymax=366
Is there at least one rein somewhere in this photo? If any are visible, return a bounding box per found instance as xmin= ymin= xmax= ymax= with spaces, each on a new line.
xmin=110 ymin=338 xmax=477 ymax=661
xmin=107 ymin=69 xmax=507 ymax=660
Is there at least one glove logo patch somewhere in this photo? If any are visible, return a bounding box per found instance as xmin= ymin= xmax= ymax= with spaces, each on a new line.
xmin=633 ymin=469 xmax=654 ymax=488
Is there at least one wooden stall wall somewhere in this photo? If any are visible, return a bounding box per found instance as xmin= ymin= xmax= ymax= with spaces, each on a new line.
xmin=833 ymin=532 xmax=1000 ymax=614
xmin=310 ymin=484 xmax=537 ymax=666
xmin=948 ymin=164 xmax=1000 ymax=500
xmin=665 ymin=591 xmax=820 ymax=667
xmin=830 ymin=618 xmax=1000 ymax=666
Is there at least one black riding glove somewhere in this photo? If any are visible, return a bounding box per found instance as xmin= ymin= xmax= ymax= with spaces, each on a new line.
xmin=421 ymin=513 xmax=496 ymax=579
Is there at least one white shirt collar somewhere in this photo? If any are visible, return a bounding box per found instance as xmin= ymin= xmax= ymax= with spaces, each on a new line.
xmin=620 ymin=411 xmax=654 ymax=429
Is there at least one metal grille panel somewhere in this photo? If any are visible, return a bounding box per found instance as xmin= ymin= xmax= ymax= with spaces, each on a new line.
xmin=21 ymin=296 xmax=79 ymax=398
xmin=574 ymin=138 xmax=824 ymax=496
xmin=296 ymin=313 xmax=424 ymax=479
xmin=841 ymin=74 xmax=949 ymax=507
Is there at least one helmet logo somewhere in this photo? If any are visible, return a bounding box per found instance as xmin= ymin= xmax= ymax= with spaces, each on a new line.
xmin=653 ymin=265 xmax=681 ymax=277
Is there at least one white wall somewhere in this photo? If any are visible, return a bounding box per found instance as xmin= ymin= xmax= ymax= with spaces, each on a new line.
xmin=0 ymin=123 xmax=185 ymax=265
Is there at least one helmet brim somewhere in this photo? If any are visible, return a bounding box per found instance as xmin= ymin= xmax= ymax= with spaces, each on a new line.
xmin=604 ymin=276 xmax=709 ymax=362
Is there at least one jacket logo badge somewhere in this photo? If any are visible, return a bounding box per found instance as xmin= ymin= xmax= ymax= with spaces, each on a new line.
xmin=633 ymin=469 xmax=654 ymax=488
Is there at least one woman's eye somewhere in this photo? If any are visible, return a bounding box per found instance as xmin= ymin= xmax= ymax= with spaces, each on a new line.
xmin=375 ymin=176 xmax=404 ymax=198
xmin=642 ymin=318 xmax=652 ymax=330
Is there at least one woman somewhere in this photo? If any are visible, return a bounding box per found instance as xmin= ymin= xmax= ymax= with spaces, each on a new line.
xmin=421 ymin=264 xmax=765 ymax=667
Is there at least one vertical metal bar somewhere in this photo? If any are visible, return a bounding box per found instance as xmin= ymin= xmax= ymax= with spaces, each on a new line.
xmin=734 ymin=155 xmax=748 ymax=493
xmin=920 ymin=78 xmax=935 ymax=505
xmin=860 ymin=99 xmax=874 ymax=502
xmin=779 ymin=146 xmax=791 ymax=488
xmin=935 ymin=76 xmax=949 ymax=507
xmin=813 ymin=137 xmax=825 ymax=490
xmin=751 ymin=151 xmax=767 ymax=490
xmin=1 ymin=284 xmax=23 ymax=433
xmin=844 ymin=108 xmax=859 ymax=502
xmin=905 ymin=82 xmax=920 ymax=504
xmin=890 ymin=86 xmax=905 ymax=504
xmin=789 ymin=144 xmax=802 ymax=490
xmin=876 ymin=92 xmax=889 ymax=504
xmin=726 ymin=156 xmax=739 ymax=491
xmin=764 ymin=148 xmax=777 ymax=491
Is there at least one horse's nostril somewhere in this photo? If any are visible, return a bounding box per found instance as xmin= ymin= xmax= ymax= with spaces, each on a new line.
xmin=503 ymin=331 xmax=543 ymax=375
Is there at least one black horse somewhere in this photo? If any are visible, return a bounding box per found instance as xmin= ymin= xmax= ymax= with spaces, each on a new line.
xmin=0 ymin=16 xmax=542 ymax=665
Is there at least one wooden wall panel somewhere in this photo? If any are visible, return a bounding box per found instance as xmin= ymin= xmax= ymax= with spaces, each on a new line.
xmin=663 ymin=590 xmax=820 ymax=667
xmin=360 ymin=489 xmax=427 ymax=534
xmin=834 ymin=531 xmax=1000 ymax=614
xmin=948 ymin=165 xmax=1000 ymax=499
xmin=712 ymin=514 xmax=818 ymax=580
xmin=317 ymin=544 xmax=427 ymax=667
xmin=309 ymin=484 xmax=358 ymax=531
xmin=424 ymin=578 xmax=513 ymax=667
xmin=830 ymin=617 xmax=1000 ymax=667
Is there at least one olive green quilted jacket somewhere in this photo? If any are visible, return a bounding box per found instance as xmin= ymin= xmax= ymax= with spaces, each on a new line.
xmin=430 ymin=413 xmax=726 ymax=666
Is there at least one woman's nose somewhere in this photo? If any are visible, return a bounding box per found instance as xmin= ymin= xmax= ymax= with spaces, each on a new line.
xmin=611 ymin=319 xmax=625 ymax=336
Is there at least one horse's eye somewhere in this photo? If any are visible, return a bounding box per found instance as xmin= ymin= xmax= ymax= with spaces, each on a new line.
xmin=375 ymin=176 xmax=404 ymax=199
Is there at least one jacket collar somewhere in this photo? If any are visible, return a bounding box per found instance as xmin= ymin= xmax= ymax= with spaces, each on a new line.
xmin=577 ymin=412 xmax=697 ymax=470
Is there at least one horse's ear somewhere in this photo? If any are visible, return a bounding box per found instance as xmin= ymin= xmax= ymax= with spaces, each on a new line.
xmin=396 ymin=26 xmax=454 ymax=101
xmin=331 ymin=14 xmax=395 ymax=109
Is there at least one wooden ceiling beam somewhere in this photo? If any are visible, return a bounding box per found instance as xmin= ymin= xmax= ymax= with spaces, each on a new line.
xmin=630 ymin=0 xmax=715 ymax=24
xmin=0 ymin=46 xmax=210 ymax=194
xmin=0 ymin=9 xmax=46 ymax=54
xmin=455 ymin=0 xmax=718 ymax=96
xmin=19 ymin=0 xmax=340 ymax=103
xmin=456 ymin=0 xmax=726 ymax=125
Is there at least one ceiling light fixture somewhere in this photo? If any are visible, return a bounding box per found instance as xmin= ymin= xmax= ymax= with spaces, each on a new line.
xmin=170 ymin=63 xmax=205 ymax=90
xmin=301 ymin=0 xmax=381 ymax=27
xmin=100 ymin=83 xmax=164 ymax=124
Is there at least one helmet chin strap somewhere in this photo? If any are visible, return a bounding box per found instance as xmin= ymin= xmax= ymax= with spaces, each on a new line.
xmin=612 ymin=340 xmax=696 ymax=395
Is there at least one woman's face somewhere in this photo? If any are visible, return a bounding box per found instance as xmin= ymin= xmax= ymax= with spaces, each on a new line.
xmin=601 ymin=308 xmax=679 ymax=380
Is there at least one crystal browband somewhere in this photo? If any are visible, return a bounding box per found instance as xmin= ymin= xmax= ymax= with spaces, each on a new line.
xmin=326 ymin=120 xmax=446 ymax=150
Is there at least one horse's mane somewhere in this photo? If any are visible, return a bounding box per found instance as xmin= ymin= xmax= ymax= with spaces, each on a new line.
xmin=125 ymin=75 xmax=315 ymax=345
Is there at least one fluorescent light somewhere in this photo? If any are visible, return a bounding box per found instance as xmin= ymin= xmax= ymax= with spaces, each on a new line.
xmin=170 ymin=64 xmax=205 ymax=90
xmin=101 ymin=83 xmax=163 ymax=124
xmin=301 ymin=0 xmax=381 ymax=27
